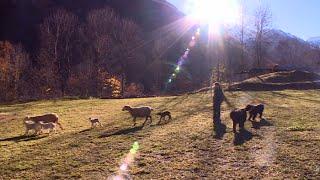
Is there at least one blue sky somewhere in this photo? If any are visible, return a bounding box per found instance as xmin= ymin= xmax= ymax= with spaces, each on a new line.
xmin=168 ymin=0 xmax=320 ymax=40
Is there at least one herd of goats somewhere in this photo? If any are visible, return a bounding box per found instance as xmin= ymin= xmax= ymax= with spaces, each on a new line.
xmin=22 ymin=105 xmax=172 ymax=135
xmin=23 ymin=103 xmax=264 ymax=135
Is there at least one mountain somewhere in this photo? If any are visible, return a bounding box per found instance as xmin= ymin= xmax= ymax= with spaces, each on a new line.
xmin=0 ymin=0 xmax=183 ymax=50
xmin=266 ymin=30 xmax=320 ymax=71
xmin=307 ymin=36 xmax=320 ymax=47
xmin=242 ymin=29 xmax=320 ymax=72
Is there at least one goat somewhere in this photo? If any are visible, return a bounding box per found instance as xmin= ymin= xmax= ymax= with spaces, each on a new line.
xmin=24 ymin=120 xmax=42 ymax=135
xmin=25 ymin=113 xmax=63 ymax=130
xmin=245 ymin=104 xmax=264 ymax=121
xmin=39 ymin=122 xmax=57 ymax=134
xmin=122 ymin=105 xmax=153 ymax=126
xmin=156 ymin=111 xmax=172 ymax=124
xmin=230 ymin=108 xmax=247 ymax=133
xmin=89 ymin=117 xmax=102 ymax=128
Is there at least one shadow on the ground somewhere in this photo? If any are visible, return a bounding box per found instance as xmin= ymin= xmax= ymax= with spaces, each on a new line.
xmin=251 ymin=118 xmax=273 ymax=130
xmin=99 ymin=126 xmax=144 ymax=138
xmin=213 ymin=122 xmax=227 ymax=140
xmin=78 ymin=128 xmax=92 ymax=133
xmin=233 ymin=129 xmax=253 ymax=146
xmin=0 ymin=134 xmax=47 ymax=142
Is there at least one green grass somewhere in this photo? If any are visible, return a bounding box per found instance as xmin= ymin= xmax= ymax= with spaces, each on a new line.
xmin=0 ymin=90 xmax=320 ymax=179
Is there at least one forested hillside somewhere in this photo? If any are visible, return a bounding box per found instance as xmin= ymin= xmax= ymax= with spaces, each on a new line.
xmin=0 ymin=0 xmax=320 ymax=102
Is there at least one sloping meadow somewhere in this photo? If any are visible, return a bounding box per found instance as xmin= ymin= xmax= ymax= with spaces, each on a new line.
xmin=0 ymin=90 xmax=319 ymax=179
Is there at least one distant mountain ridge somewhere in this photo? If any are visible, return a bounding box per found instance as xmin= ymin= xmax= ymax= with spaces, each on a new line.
xmin=307 ymin=36 xmax=320 ymax=47
xmin=266 ymin=29 xmax=320 ymax=71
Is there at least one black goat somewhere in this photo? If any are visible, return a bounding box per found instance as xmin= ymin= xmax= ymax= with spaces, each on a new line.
xmin=245 ymin=104 xmax=264 ymax=121
xmin=156 ymin=111 xmax=172 ymax=124
xmin=230 ymin=108 xmax=247 ymax=133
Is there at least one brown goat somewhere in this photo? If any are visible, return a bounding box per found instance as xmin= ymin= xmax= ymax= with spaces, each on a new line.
xmin=25 ymin=113 xmax=63 ymax=130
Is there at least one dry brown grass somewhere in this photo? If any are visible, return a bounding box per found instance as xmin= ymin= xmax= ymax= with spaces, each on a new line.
xmin=0 ymin=90 xmax=319 ymax=179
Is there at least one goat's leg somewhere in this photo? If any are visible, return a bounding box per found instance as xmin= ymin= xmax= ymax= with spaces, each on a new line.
xmin=248 ymin=114 xmax=253 ymax=121
xmin=36 ymin=129 xmax=41 ymax=135
xmin=25 ymin=129 xmax=29 ymax=136
xmin=233 ymin=122 xmax=237 ymax=133
xmin=239 ymin=121 xmax=245 ymax=131
xmin=142 ymin=117 xmax=148 ymax=126
xmin=168 ymin=114 xmax=172 ymax=120
xmin=149 ymin=116 xmax=152 ymax=124
xmin=252 ymin=114 xmax=257 ymax=121
xmin=133 ymin=117 xmax=137 ymax=126
xmin=259 ymin=111 xmax=263 ymax=119
xmin=158 ymin=117 xmax=162 ymax=125
xmin=56 ymin=122 xmax=63 ymax=130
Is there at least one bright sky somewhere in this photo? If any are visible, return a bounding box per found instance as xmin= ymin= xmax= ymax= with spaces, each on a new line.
xmin=168 ymin=0 xmax=320 ymax=40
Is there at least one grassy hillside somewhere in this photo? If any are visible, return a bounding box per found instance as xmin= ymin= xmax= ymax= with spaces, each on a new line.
xmin=229 ymin=71 xmax=320 ymax=91
xmin=0 ymin=90 xmax=320 ymax=179
xmin=244 ymin=70 xmax=320 ymax=83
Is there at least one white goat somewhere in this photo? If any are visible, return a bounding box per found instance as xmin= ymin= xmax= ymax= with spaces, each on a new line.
xmin=89 ymin=117 xmax=102 ymax=128
xmin=24 ymin=120 xmax=42 ymax=135
xmin=39 ymin=122 xmax=57 ymax=134
xmin=122 ymin=105 xmax=153 ymax=126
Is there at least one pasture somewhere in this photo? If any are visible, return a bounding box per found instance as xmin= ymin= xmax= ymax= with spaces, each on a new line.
xmin=0 ymin=90 xmax=319 ymax=179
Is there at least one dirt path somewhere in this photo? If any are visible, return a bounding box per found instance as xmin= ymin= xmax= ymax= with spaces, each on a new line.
xmin=252 ymin=126 xmax=277 ymax=167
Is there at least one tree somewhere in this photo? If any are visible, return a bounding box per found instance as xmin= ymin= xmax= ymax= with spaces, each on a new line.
xmin=253 ymin=5 xmax=272 ymax=68
xmin=84 ymin=7 xmax=146 ymax=96
xmin=0 ymin=41 xmax=29 ymax=101
xmin=238 ymin=1 xmax=249 ymax=71
xmin=38 ymin=9 xmax=78 ymax=96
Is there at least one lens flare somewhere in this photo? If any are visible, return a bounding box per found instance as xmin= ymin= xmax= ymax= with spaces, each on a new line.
xmin=166 ymin=27 xmax=202 ymax=85
xmin=108 ymin=142 xmax=140 ymax=180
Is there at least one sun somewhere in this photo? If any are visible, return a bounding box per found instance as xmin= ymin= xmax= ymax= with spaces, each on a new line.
xmin=186 ymin=0 xmax=240 ymax=26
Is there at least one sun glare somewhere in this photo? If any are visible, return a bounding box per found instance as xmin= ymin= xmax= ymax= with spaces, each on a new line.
xmin=186 ymin=0 xmax=240 ymax=26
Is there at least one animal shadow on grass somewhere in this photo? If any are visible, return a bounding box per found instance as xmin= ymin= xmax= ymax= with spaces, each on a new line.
xmin=0 ymin=135 xmax=46 ymax=142
xmin=78 ymin=128 xmax=92 ymax=133
xmin=233 ymin=129 xmax=253 ymax=146
xmin=251 ymin=118 xmax=273 ymax=130
xmin=213 ymin=121 xmax=227 ymax=140
xmin=99 ymin=126 xmax=144 ymax=138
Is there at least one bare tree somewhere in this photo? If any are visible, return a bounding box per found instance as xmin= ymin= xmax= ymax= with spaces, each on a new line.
xmin=277 ymin=39 xmax=301 ymax=65
xmin=253 ymin=5 xmax=272 ymax=68
xmin=10 ymin=44 xmax=30 ymax=98
xmin=85 ymin=8 xmax=145 ymax=96
xmin=38 ymin=9 xmax=78 ymax=95
xmin=0 ymin=41 xmax=29 ymax=101
xmin=238 ymin=1 xmax=248 ymax=71
xmin=110 ymin=18 xmax=145 ymax=95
